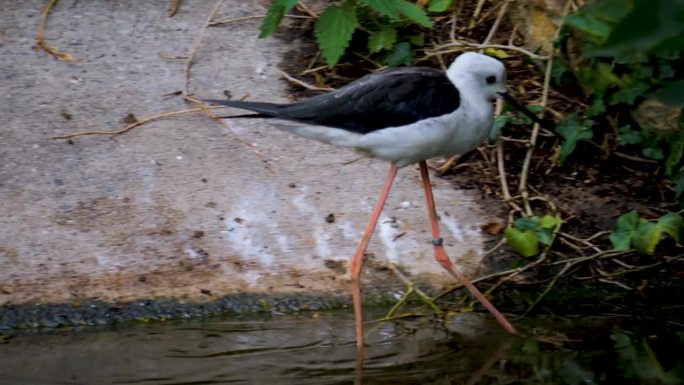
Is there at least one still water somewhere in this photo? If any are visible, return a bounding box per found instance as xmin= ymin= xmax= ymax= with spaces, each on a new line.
xmin=0 ymin=310 xmax=682 ymax=384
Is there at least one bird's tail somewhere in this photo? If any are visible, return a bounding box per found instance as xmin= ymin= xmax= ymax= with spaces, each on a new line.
xmin=203 ymin=99 xmax=362 ymax=149
xmin=204 ymin=99 xmax=283 ymax=118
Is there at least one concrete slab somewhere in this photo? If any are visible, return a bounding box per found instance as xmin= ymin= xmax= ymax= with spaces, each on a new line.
xmin=0 ymin=0 xmax=497 ymax=306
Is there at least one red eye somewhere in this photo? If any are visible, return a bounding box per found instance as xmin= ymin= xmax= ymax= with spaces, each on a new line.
xmin=486 ymin=76 xmax=496 ymax=84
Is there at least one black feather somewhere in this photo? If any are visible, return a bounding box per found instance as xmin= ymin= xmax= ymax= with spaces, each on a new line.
xmin=205 ymin=67 xmax=460 ymax=134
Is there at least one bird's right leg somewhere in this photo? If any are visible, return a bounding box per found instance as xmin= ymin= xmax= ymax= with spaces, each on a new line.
xmin=349 ymin=164 xmax=399 ymax=350
xmin=418 ymin=161 xmax=517 ymax=334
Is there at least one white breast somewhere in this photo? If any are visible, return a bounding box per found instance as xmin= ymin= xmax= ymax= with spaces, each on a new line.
xmin=354 ymin=99 xmax=493 ymax=167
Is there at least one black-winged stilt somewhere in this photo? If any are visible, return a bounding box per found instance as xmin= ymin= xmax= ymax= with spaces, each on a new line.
xmin=207 ymin=52 xmax=538 ymax=347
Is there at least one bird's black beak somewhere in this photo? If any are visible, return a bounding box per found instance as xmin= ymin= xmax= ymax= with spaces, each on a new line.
xmin=497 ymin=92 xmax=554 ymax=130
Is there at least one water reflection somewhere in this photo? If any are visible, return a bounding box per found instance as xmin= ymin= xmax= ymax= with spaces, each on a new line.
xmin=0 ymin=311 xmax=682 ymax=384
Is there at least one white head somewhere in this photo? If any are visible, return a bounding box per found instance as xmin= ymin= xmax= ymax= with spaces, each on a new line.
xmin=446 ymin=52 xmax=507 ymax=102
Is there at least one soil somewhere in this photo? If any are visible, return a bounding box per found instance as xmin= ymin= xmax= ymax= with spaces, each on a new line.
xmin=274 ymin=1 xmax=684 ymax=322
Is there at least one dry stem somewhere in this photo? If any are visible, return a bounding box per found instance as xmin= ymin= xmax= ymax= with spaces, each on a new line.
xmin=35 ymin=0 xmax=79 ymax=62
xmin=184 ymin=0 xmax=224 ymax=94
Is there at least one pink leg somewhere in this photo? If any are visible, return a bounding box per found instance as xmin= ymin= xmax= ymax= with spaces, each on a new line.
xmin=418 ymin=161 xmax=517 ymax=334
xmin=350 ymin=164 xmax=399 ymax=348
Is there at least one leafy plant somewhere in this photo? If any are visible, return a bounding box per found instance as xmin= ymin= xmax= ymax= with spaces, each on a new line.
xmin=609 ymin=210 xmax=683 ymax=254
xmin=488 ymin=104 xmax=544 ymax=141
xmin=259 ymin=0 xmax=453 ymax=67
xmin=505 ymin=215 xmax=562 ymax=257
xmin=555 ymin=114 xmax=593 ymax=164
xmin=555 ymin=0 xmax=684 ymax=201
xmin=611 ymin=330 xmax=684 ymax=384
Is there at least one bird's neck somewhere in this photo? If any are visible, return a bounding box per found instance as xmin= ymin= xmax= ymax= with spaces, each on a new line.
xmin=448 ymin=73 xmax=492 ymax=107
xmin=460 ymin=84 xmax=494 ymax=112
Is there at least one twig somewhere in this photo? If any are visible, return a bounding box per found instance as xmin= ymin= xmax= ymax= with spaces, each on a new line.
xmin=50 ymin=107 xmax=219 ymax=140
xmin=168 ymin=0 xmax=181 ymax=17
xmin=579 ymin=255 xmax=684 ymax=280
xmin=598 ymin=278 xmax=633 ymax=290
xmin=209 ymin=14 xmax=313 ymax=27
xmin=481 ymin=0 xmax=509 ymax=46
xmin=35 ymin=0 xmax=79 ymax=63
xmin=521 ymin=259 xmax=572 ymax=316
xmin=470 ymin=0 xmax=487 ymax=25
xmin=184 ymin=95 xmax=275 ymax=174
xmin=300 ymin=65 xmax=328 ymax=75
xmin=390 ymin=264 xmax=443 ymax=315
xmin=427 ymin=42 xmax=550 ymax=61
xmin=295 ymin=1 xmax=318 ymax=18
xmin=518 ymin=50 xmax=554 ymax=216
xmin=184 ymin=0 xmax=224 ymax=94
xmin=436 ymin=252 xmax=547 ymax=299
xmin=274 ymin=68 xmax=334 ymax=91
xmin=613 ymin=151 xmax=660 ymax=164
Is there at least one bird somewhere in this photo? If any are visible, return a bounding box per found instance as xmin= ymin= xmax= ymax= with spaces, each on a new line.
xmin=206 ymin=52 xmax=539 ymax=348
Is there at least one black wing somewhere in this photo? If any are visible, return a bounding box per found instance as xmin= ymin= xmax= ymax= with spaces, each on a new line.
xmin=206 ymin=67 xmax=460 ymax=134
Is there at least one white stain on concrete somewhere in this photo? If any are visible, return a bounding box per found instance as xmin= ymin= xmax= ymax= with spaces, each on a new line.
xmin=184 ymin=248 xmax=199 ymax=259
xmin=338 ymin=220 xmax=358 ymax=241
xmin=221 ymin=182 xmax=291 ymax=272
xmin=440 ymin=213 xmax=464 ymax=244
xmin=378 ymin=215 xmax=400 ymax=264
xmin=291 ymin=187 xmax=332 ymax=258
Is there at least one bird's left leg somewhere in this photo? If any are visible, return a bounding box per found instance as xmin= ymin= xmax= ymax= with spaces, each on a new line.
xmin=417 ymin=161 xmax=517 ymax=334
xmin=349 ymin=164 xmax=399 ymax=348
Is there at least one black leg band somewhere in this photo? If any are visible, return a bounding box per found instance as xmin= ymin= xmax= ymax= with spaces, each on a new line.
xmin=431 ymin=237 xmax=443 ymax=246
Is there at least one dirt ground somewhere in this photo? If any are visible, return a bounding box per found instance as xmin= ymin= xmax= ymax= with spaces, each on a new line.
xmin=1 ymin=0 xmax=681 ymax=330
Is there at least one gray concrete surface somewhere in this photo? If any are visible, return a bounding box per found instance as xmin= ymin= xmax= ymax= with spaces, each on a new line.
xmin=0 ymin=0 xmax=498 ymax=306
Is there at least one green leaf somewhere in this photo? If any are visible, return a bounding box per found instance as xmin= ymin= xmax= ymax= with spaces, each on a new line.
xmin=259 ymin=0 xmax=299 ymax=38
xmin=408 ymin=34 xmax=425 ymax=46
xmin=642 ymin=146 xmax=664 ymax=161
xmin=563 ymin=0 xmax=630 ymax=45
xmin=610 ymin=231 xmax=632 ymax=251
xmin=618 ymin=126 xmax=642 ymax=146
xmin=359 ymin=0 xmax=399 ymax=19
xmin=367 ymin=27 xmax=397 ymax=53
xmin=610 ymin=210 xmax=639 ymax=250
xmin=666 ymin=133 xmax=684 ymax=177
xmin=386 ymin=41 xmax=413 ymax=66
xmin=564 ymin=13 xmax=612 ymax=41
xmin=657 ymin=213 xmax=683 ymax=243
xmin=490 ymin=115 xmax=508 ymax=140
xmin=540 ymin=215 xmax=561 ymax=229
xmin=556 ymin=114 xmax=594 ymax=164
xmin=632 ymin=219 xmax=661 ymax=255
xmin=519 ymin=105 xmax=545 ymax=125
xmin=504 ymin=228 xmax=539 ymax=257
xmin=652 ymin=79 xmax=684 ymax=107
xmin=616 ymin=210 xmax=640 ymax=231
xmin=315 ymin=2 xmax=359 ymax=68
xmin=514 ymin=216 xmax=540 ymax=231
xmin=585 ymin=91 xmax=606 ymax=117
xmin=428 ymin=0 xmax=452 ymax=12
xmin=592 ymin=0 xmax=684 ymax=58
xmin=674 ymin=169 xmax=684 ymax=198
xmin=537 ymin=228 xmax=554 ymax=246
xmin=609 ymin=82 xmax=650 ymax=105
xmin=575 ymin=62 xmax=622 ymax=92
xmin=395 ymin=0 xmax=433 ymax=28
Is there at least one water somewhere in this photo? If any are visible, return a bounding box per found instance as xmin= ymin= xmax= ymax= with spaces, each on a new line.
xmin=0 ymin=310 xmax=682 ymax=384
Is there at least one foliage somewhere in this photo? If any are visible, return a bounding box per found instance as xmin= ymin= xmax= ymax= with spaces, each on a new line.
xmin=505 ymin=215 xmax=562 ymax=257
xmin=555 ymin=0 xmax=684 ymax=168
xmin=555 ymin=114 xmax=593 ymax=164
xmin=259 ymin=0 xmax=453 ymax=67
xmin=259 ymin=0 xmax=299 ymax=39
xmin=488 ymin=104 xmax=544 ymax=141
xmin=609 ymin=210 xmax=683 ymax=254
xmin=611 ymin=330 xmax=684 ymax=384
